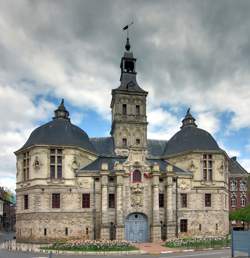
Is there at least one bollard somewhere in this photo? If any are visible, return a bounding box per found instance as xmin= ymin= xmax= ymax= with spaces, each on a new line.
xmin=48 ymin=251 xmax=52 ymax=258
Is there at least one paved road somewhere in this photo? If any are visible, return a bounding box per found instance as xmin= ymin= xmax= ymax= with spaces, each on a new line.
xmin=0 ymin=249 xmax=231 ymax=258
xmin=0 ymin=231 xmax=15 ymax=244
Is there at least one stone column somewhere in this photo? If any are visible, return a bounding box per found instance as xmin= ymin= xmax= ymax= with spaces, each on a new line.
xmin=151 ymin=163 xmax=161 ymax=242
xmin=115 ymin=173 xmax=124 ymax=240
xmin=100 ymin=163 xmax=109 ymax=239
xmin=166 ymin=166 xmax=176 ymax=239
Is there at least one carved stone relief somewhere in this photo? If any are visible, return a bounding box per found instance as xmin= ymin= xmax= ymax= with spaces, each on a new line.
xmin=130 ymin=183 xmax=144 ymax=207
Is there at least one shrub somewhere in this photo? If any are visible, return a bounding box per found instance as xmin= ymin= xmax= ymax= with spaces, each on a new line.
xmin=165 ymin=236 xmax=230 ymax=249
xmin=42 ymin=240 xmax=138 ymax=252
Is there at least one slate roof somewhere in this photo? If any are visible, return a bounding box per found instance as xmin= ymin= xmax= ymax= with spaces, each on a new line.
xmin=147 ymin=139 xmax=168 ymax=157
xmin=164 ymin=126 xmax=221 ymax=156
xmin=17 ymin=119 xmax=96 ymax=153
xmin=79 ymin=156 xmax=126 ymax=172
xmin=90 ymin=137 xmax=115 ymax=156
xmin=89 ymin=137 xmax=168 ymax=157
xmin=113 ymin=72 xmax=147 ymax=94
xmin=229 ymin=157 xmax=248 ymax=175
xmin=80 ymin=156 xmax=190 ymax=175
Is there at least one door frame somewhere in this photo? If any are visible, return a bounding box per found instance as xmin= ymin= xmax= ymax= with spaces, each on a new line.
xmin=125 ymin=212 xmax=149 ymax=242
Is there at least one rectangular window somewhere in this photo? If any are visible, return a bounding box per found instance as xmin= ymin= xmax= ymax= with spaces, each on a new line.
xmin=136 ymin=105 xmax=140 ymax=115
xmin=109 ymin=193 xmax=115 ymax=208
xmin=205 ymin=193 xmax=211 ymax=207
xmin=122 ymin=104 xmax=127 ymax=115
xmin=122 ymin=138 xmax=127 ymax=147
xmin=180 ymin=219 xmax=188 ymax=233
xmin=50 ymin=165 xmax=55 ymax=179
xmin=82 ymin=193 xmax=90 ymax=208
xmin=181 ymin=193 xmax=187 ymax=208
xmin=136 ymin=138 xmax=140 ymax=145
xmin=65 ymin=227 xmax=68 ymax=236
xmin=57 ymin=165 xmax=62 ymax=179
xmin=203 ymin=154 xmax=213 ymax=181
xmin=159 ymin=193 xmax=164 ymax=208
xmin=50 ymin=149 xmax=63 ymax=179
xmin=44 ymin=228 xmax=47 ymax=236
xmin=23 ymin=152 xmax=29 ymax=181
xmin=24 ymin=195 xmax=29 ymax=210
xmin=52 ymin=193 xmax=60 ymax=208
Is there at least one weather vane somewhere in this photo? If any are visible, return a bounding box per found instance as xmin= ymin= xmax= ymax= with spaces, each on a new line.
xmin=123 ymin=22 xmax=134 ymax=38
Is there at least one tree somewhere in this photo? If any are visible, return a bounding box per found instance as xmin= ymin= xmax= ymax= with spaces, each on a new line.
xmin=229 ymin=205 xmax=250 ymax=229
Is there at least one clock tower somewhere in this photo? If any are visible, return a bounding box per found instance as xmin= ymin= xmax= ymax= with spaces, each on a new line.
xmin=110 ymin=38 xmax=148 ymax=156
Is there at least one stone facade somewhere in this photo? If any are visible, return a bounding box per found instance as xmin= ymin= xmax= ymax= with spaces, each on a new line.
xmin=15 ymin=38 xmax=234 ymax=243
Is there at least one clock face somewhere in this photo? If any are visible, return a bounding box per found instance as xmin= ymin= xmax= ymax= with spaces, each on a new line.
xmin=124 ymin=60 xmax=134 ymax=72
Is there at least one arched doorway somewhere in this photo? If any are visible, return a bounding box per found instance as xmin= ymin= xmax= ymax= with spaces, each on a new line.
xmin=125 ymin=213 xmax=148 ymax=242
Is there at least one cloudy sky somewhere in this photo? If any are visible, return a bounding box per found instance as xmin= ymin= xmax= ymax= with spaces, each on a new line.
xmin=0 ymin=0 xmax=250 ymax=190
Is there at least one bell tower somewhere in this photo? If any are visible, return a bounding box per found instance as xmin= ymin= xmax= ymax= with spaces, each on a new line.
xmin=110 ymin=37 xmax=148 ymax=156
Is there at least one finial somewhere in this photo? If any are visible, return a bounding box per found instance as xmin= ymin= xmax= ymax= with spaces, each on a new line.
xmin=125 ymin=37 xmax=131 ymax=51
xmin=123 ymin=22 xmax=133 ymax=51
xmin=181 ymin=108 xmax=197 ymax=129
xmin=53 ymin=99 xmax=70 ymax=120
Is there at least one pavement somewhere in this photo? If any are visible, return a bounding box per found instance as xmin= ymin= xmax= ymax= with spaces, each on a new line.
xmin=0 ymin=231 xmax=15 ymax=244
xmin=0 ymin=249 xmax=231 ymax=258
xmin=135 ymin=242 xmax=180 ymax=254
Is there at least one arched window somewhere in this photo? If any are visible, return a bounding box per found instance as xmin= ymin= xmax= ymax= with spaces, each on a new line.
xmin=133 ymin=170 xmax=141 ymax=183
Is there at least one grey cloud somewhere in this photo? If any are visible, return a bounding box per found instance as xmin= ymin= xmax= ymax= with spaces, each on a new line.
xmin=0 ymin=0 xmax=250 ymax=126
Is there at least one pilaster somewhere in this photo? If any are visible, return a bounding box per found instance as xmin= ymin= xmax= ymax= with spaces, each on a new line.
xmin=151 ymin=164 xmax=161 ymax=242
xmin=116 ymin=174 xmax=124 ymax=240
xmin=166 ymin=172 xmax=176 ymax=239
xmin=100 ymin=164 xmax=109 ymax=240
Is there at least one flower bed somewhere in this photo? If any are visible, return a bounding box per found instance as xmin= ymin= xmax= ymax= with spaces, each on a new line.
xmin=165 ymin=236 xmax=230 ymax=249
xmin=42 ymin=240 xmax=138 ymax=252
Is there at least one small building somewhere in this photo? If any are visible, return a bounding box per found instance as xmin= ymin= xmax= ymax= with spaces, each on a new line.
xmin=0 ymin=187 xmax=16 ymax=232
xmin=229 ymin=157 xmax=249 ymax=229
xmin=0 ymin=197 xmax=3 ymax=231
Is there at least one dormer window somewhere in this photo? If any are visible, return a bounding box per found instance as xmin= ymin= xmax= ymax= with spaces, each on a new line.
xmin=136 ymin=105 xmax=140 ymax=115
xmin=122 ymin=104 xmax=127 ymax=115
xmin=122 ymin=138 xmax=127 ymax=147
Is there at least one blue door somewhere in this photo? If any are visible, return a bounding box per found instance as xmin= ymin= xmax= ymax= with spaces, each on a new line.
xmin=125 ymin=213 xmax=148 ymax=242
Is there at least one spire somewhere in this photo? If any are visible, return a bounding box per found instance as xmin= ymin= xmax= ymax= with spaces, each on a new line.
xmin=53 ymin=99 xmax=70 ymax=120
xmin=125 ymin=37 xmax=131 ymax=51
xmin=181 ymin=108 xmax=197 ymax=129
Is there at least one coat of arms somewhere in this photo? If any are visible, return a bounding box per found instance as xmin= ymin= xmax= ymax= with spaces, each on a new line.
xmin=130 ymin=184 xmax=144 ymax=207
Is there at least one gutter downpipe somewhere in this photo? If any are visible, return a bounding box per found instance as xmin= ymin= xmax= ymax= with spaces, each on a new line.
xmin=93 ymin=177 xmax=96 ymax=240
xmin=175 ymin=176 xmax=179 ymax=238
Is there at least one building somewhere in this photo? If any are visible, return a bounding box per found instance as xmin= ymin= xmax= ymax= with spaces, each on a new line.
xmin=229 ymin=157 xmax=249 ymax=211
xmin=229 ymin=157 xmax=249 ymax=229
xmin=0 ymin=187 xmax=16 ymax=231
xmin=0 ymin=196 xmax=3 ymax=231
xmin=16 ymin=37 xmax=232 ymax=243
